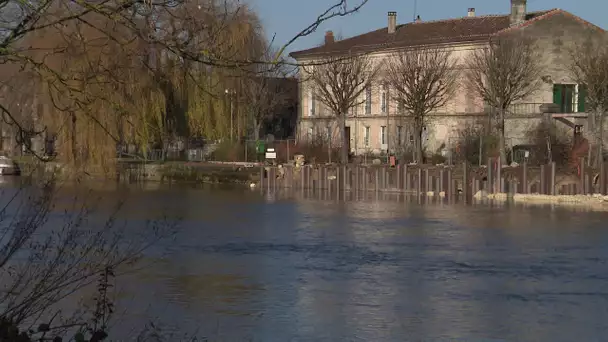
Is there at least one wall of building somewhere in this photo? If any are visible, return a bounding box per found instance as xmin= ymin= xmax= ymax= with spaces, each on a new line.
xmin=296 ymin=12 xmax=606 ymax=158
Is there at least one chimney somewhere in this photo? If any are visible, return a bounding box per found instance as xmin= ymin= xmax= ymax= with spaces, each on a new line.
xmin=325 ymin=30 xmax=334 ymax=45
xmin=510 ymin=0 xmax=527 ymax=26
xmin=415 ymin=15 xmax=421 ymax=23
xmin=388 ymin=12 xmax=397 ymax=34
xmin=468 ymin=8 xmax=476 ymax=17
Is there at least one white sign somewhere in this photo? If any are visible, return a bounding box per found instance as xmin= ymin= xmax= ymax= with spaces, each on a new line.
xmin=265 ymin=148 xmax=276 ymax=159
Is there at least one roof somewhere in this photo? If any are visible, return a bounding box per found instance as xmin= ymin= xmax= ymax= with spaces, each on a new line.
xmin=290 ymin=9 xmax=559 ymax=58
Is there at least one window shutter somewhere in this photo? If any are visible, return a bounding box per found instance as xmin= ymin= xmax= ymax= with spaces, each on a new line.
xmin=578 ymin=85 xmax=587 ymax=113
xmin=553 ymin=84 xmax=563 ymax=111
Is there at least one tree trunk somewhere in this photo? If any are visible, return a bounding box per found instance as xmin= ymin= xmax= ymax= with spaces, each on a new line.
xmin=71 ymin=112 xmax=78 ymax=166
xmin=253 ymin=119 xmax=261 ymax=141
xmin=498 ymin=109 xmax=507 ymax=165
xmin=595 ymin=110 xmax=605 ymax=169
xmin=339 ymin=114 xmax=348 ymax=164
xmin=415 ymin=118 xmax=423 ymax=164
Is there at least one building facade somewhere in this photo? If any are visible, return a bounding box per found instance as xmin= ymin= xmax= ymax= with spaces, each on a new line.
xmin=290 ymin=1 xmax=606 ymax=158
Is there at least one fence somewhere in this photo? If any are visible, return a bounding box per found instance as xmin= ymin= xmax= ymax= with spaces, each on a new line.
xmin=259 ymin=158 xmax=608 ymax=199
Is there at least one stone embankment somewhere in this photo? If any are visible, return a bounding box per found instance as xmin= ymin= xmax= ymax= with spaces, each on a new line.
xmin=473 ymin=190 xmax=608 ymax=210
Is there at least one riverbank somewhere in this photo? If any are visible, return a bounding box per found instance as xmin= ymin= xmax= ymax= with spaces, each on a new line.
xmin=478 ymin=191 xmax=608 ymax=211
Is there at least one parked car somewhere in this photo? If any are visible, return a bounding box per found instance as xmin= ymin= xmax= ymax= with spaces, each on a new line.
xmin=0 ymin=156 xmax=21 ymax=175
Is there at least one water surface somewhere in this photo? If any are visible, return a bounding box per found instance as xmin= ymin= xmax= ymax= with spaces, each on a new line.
xmin=7 ymin=179 xmax=608 ymax=341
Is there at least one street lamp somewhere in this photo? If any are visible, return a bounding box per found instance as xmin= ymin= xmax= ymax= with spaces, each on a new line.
xmin=225 ymin=88 xmax=236 ymax=141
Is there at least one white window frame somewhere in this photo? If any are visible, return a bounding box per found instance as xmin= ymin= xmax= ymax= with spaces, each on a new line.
xmin=365 ymin=85 xmax=372 ymax=115
xmin=364 ymin=126 xmax=370 ymax=147
xmin=380 ymin=83 xmax=387 ymax=113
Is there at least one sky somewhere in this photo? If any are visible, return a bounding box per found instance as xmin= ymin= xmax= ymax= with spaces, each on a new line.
xmin=248 ymin=0 xmax=607 ymax=56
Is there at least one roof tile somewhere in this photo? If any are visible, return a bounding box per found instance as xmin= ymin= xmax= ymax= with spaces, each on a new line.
xmin=290 ymin=10 xmax=553 ymax=58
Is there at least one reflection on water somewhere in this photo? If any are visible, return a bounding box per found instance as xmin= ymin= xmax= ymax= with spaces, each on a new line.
xmin=3 ymin=180 xmax=608 ymax=341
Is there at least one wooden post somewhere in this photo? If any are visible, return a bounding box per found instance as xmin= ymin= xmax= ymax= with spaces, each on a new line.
xmin=600 ymin=162 xmax=606 ymax=195
xmin=496 ymin=158 xmax=502 ymax=193
xmin=463 ymin=162 xmax=468 ymax=200
xmin=383 ymin=167 xmax=388 ymax=190
xmin=550 ymin=162 xmax=556 ymax=196
xmin=396 ymin=165 xmax=401 ymax=190
xmin=260 ymin=165 xmax=265 ymax=191
xmin=375 ymin=168 xmax=380 ymax=193
xmin=447 ymin=168 xmax=452 ymax=196
xmin=522 ymin=162 xmax=528 ymax=194
xmin=404 ymin=165 xmax=409 ymax=192
xmin=540 ymin=164 xmax=546 ymax=195
xmin=487 ymin=158 xmax=493 ymax=194
xmin=580 ymin=157 xmax=586 ymax=195
xmin=417 ymin=168 xmax=422 ymax=194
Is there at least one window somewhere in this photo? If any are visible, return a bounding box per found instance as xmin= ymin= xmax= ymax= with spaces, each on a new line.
xmin=397 ymin=126 xmax=403 ymax=144
xmin=380 ymin=126 xmax=386 ymax=145
xmin=309 ymin=89 xmax=316 ymax=116
xmin=553 ymin=84 xmax=582 ymax=113
xmin=364 ymin=126 xmax=370 ymax=147
xmin=397 ymin=100 xmax=404 ymax=114
xmin=326 ymin=125 xmax=332 ymax=143
xmin=365 ymin=85 xmax=372 ymax=114
xmin=577 ymin=84 xmax=587 ymax=112
xmin=307 ymin=127 xmax=314 ymax=140
xmin=380 ymin=83 xmax=387 ymax=113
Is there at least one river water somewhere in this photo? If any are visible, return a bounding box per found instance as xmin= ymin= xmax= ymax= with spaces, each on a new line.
xmin=7 ymin=179 xmax=608 ymax=341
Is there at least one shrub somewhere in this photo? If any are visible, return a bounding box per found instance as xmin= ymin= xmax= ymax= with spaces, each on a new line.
xmin=528 ymin=121 xmax=572 ymax=166
xmin=453 ymin=124 xmax=500 ymax=165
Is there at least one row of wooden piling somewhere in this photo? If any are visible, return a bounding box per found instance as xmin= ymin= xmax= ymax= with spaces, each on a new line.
xmin=260 ymin=157 xmax=608 ymax=198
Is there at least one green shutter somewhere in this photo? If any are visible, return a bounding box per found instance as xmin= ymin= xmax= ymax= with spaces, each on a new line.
xmin=578 ymin=85 xmax=587 ymax=113
xmin=553 ymin=84 xmax=563 ymax=110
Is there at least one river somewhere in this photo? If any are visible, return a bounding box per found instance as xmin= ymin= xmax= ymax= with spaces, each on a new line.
xmin=6 ymin=179 xmax=608 ymax=341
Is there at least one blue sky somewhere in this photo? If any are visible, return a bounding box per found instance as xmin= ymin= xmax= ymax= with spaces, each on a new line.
xmin=249 ymin=0 xmax=606 ymax=55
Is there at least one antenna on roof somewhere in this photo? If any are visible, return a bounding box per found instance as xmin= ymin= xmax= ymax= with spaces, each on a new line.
xmin=413 ymin=0 xmax=418 ymax=22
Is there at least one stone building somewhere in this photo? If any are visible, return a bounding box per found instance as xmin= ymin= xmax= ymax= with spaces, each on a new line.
xmin=289 ymin=0 xmax=606 ymax=158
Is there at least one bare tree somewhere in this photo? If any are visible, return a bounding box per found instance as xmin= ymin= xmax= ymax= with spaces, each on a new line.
xmin=0 ymin=176 xmax=176 ymax=341
xmin=570 ymin=38 xmax=608 ymax=168
xmin=241 ymin=48 xmax=291 ymax=141
xmin=386 ymin=47 xmax=458 ymax=163
xmin=304 ymin=54 xmax=379 ymax=163
xmin=465 ymin=37 xmax=543 ymax=164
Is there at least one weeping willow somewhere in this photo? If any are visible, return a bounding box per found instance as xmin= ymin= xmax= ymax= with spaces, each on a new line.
xmin=3 ymin=0 xmax=267 ymax=175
